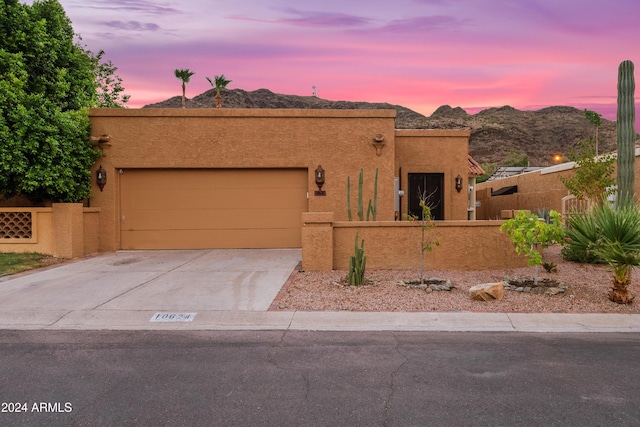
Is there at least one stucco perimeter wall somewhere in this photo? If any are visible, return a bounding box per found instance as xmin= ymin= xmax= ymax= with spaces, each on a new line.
xmin=395 ymin=130 xmax=471 ymax=220
xmin=0 ymin=205 xmax=100 ymax=258
xmin=89 ymin=108 xmax=397 ymax=251
xmin=301 ymin=213 xmax=526 ymax=271
xmin=476 ymin=150 xmax=640 ymax=219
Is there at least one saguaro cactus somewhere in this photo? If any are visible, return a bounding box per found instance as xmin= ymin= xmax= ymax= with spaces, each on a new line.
xmin=616 ymin=60 xmax=636 ymax=208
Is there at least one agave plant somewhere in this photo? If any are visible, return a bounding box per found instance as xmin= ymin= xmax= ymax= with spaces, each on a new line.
xmin=565 ymin=203 xmax=640 ymax=304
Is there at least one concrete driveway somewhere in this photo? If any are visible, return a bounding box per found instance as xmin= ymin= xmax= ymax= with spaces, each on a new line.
xmin=2 ymin=249 xmax=639 ymax=333
xmin=0 ymin=249 xmax=301 ymax=313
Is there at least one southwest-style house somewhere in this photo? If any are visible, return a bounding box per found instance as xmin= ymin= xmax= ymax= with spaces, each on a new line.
xmin=0 ymin=108 xmax=527 ymax=271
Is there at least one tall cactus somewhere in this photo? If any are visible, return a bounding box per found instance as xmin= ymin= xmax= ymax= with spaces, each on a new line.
xmin=366 ymin=167 xmax=379 ymax=220
xmin=357 ymin=168 xmax=364 ymax=221
xmin=347 ymin=168 xmax=378 ymax=221
xmin=347 ymin=176 xmax=352 ymax=221
xmin=346 ymin=233 xmax=366 ymax=286
xmin=616 ymin=60 xmax=636 ymax=208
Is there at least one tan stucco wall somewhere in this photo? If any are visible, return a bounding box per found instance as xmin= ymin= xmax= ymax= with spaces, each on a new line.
xmin=476 ymin=168 xmax=571 ymax=219
xmin=0 ymin=208 xmax=53 ymax=255
xmin=333 ymin=221 xmax=526 ymax=270
xmin=301 ymin=218 xmax=526 ymax=271
xmin=82 ymin=208 xmax=101 ymax=255
xmin=301 ymin=212 xmax=334 ymax=271
xmin=395 ymin=130 xmax=471 ymax=220
xmin=0 ymin=205 xmax=98 ymax=258
xmin=90 ymin=109 xmax=398 ymax=250
xmin=52 ymin=203 xmax=84 ymax=258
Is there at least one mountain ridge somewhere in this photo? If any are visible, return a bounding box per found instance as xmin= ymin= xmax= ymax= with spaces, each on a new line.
xmin=144 ymin=88 xmax=624 ymax=167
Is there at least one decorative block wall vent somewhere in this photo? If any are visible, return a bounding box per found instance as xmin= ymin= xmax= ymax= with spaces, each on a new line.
xmin=0 ymin=212 xmax=33 ymax=239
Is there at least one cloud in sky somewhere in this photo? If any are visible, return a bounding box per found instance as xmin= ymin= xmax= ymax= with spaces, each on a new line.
xmin=42 ymin=0 xmax=639 ymax=130
xmin=375 ymin=15 xmax=469 ymax=33
xmin=102 ymin=20 xmax=160 ymax=32
xmin=273 ymin=8 xmax=372 ymax=27
xmin=77 ymin=0 xmax=181 ymax=15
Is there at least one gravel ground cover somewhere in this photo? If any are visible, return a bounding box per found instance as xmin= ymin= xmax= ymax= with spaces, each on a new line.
xmin=273 ymin=246 xmax=640 ymax=313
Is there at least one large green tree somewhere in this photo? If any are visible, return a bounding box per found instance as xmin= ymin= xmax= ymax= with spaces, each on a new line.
xmin=92 ymin=49 xmax=130 ymax=108
xmin=0 ymin=0 xmax=102 ymax=202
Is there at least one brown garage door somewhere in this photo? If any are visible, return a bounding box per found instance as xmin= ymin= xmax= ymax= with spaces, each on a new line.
xmin=120 ymin=169 xmax=308 ymax=249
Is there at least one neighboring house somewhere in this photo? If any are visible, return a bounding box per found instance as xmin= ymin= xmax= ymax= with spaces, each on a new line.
xmin=475 ymin=148 xmax=640 ymax=219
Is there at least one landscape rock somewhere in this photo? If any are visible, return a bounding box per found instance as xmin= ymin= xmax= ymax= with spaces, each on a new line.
xmin=503 ymin=277 xmax=568 ymax=296
xmin=397 ymin=277 xmax=453 ymax=292
xmin=469 ymin=282 xmax=504 ymax=302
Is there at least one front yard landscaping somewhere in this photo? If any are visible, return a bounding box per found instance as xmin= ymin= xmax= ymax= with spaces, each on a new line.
xmin=274 ymin=246 xmax=639 ymax=313
xmin=0 ymin=253 xmax=63 ymax=277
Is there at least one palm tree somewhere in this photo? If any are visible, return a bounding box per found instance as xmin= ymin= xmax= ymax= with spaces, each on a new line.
xmin=174 ymin=68 xmax=195 ymax=108
xmin=206 ymin=74 xmax=232 ymax=108
xmin=565 ymin=202 xmax=640 ymax=304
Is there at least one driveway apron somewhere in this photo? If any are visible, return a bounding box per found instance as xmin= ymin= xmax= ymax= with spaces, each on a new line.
xmin=0 ymin=249 xmax=301 ymax=312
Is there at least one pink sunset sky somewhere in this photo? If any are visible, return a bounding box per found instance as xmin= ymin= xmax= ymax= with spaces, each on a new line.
xmin=39 ymin=0 xmax=640 ymax=129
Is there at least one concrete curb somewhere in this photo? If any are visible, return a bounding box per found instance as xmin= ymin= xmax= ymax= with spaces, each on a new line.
xmin=0 ymin=310 xmax=638 ymax=332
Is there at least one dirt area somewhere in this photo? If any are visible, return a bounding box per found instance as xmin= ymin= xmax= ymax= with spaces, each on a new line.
xmin=273 ymin=246 xmax=639 ymax=313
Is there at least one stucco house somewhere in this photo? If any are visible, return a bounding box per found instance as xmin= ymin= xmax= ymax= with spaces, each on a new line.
xmin=87 ymin=108 xmax=477 ymax=249
xmin=1 ymin=108 xmax=528 ymax=270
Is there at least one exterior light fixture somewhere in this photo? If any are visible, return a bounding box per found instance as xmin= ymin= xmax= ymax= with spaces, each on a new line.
xmin=455 ymin=174 xmax=463 ymax=193
xmin=96 ymin=165 xmax=107 ymax=192
xmin=372 ymin=134 xmax=386 ymax=156
xmin=314 ymin=165 xmax=326 ymax=196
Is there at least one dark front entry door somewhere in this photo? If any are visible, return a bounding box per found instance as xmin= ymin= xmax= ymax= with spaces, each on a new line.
xmin=408 ymin=173 xmax=444 ymax=220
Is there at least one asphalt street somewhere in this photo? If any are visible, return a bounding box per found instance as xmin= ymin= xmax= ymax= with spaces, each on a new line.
xmin=1 ymin=330 xmax=639 ymax=426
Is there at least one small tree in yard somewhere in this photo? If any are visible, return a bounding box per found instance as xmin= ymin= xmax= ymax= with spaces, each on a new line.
xmin=559 ymin=139 xmax=615 ymax=205
xmin=500 ymin=210 xmax=565 ymax=284
xmin=404 ymin=189 xmax=440 ymax=284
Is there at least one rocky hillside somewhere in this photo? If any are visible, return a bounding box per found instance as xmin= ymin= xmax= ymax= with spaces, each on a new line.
xmin=144 ymin=88 xmax=626 ymax=167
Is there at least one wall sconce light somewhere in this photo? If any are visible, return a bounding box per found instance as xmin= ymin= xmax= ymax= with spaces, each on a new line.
xmin=314 ymin=165 xmax=326 ymax=196
xmin=372 ymin=134 xmax=386 ymax=156
xmin=455 ymin=174 xmax=463 ymax=193
xmin=96 ymin=165 xmax=107 ymax=192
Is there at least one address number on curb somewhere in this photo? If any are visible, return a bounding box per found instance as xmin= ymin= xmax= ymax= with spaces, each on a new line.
xmin=150 ymin=312 xmax=197 ymax=322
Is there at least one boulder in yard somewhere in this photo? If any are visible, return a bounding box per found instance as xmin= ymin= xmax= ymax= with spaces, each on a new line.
xmin=469 ymin=282 xmax=504 ymax=302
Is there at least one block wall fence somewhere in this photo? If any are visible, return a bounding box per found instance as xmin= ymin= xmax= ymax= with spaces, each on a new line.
xmin=301 ymin=212 xmax=527 ymax=271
